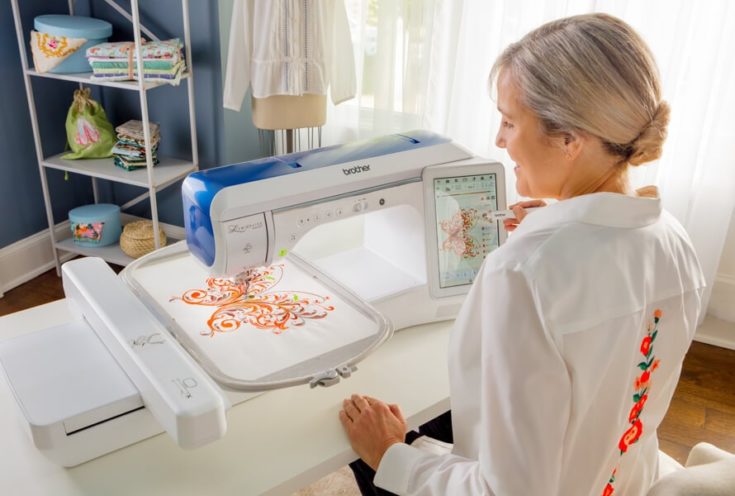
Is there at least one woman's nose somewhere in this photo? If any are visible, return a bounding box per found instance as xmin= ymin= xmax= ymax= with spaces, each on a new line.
xmin=495 ymin=130 xmax=505 ymax=149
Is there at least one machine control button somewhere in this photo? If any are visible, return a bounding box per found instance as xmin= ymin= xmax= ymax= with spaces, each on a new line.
xmin=335 ymin=207 xmax=344 ymax=216
xmin=353 ymin=203 xmax=363 ymax=213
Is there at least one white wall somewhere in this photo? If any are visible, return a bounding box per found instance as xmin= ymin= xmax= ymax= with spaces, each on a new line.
xmin=709 ymin=209 xmax=735 ymax=322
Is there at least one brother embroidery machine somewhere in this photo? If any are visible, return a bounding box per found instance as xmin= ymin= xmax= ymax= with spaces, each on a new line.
xmin=0 ymin=131 xmax=506 ymax=466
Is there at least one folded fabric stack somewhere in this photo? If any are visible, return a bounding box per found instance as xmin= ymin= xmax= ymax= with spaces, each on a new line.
xmin=112 ymin=120 xmax=160 ymax=171
xmin=86 ymin=39 xmax=185 ymax=85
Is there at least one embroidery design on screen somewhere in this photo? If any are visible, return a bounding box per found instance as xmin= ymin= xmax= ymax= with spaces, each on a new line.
xmin=171 ymin=264 xmax=335 ymax=336
xmin=440 ymin=208 xmax=483 ymax=258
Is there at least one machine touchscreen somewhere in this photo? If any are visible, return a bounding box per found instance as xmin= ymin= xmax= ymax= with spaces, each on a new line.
xmin=433 ymin=173 xmax=500 ymax=288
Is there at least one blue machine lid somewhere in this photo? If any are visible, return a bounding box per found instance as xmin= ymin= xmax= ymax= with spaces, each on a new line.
xmin=34 ymin=15 xmax=112 ymax=39
xmin=182 ymin=130 xmax=452 ymax=267
xmin=69 ymin=203 xmax=120 ymax=221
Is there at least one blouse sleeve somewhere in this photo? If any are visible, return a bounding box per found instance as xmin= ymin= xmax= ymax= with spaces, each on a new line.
xmin=223 ymin=0 xmax=252 ymax=111
xmin=374 ymin=267 xmax=572 ymax=495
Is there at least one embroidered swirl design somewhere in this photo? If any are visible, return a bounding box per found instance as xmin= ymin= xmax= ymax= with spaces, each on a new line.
xmin=171 ymin=264 xmax=335 ymax=336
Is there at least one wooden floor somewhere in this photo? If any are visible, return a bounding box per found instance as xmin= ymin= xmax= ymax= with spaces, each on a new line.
xmin=1 ymin=269 xmax=734 ymax=465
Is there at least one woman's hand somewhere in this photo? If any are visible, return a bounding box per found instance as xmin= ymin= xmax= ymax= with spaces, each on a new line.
xmin=503 ymin=199 xmax=547 ymax=232
xmin=339 ymin=394 xmax=407 ymax=471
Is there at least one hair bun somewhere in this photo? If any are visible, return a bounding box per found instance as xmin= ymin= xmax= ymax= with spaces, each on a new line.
xmin=628 ymin=101 xmax=671 ymax=166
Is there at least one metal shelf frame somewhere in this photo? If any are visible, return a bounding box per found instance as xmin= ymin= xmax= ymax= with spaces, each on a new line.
xmin=10 ymin=0 xmax=199 ymax=274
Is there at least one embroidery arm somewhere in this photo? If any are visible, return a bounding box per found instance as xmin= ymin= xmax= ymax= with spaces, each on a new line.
xmin=374 ymin=268 xmax=571 ymax=495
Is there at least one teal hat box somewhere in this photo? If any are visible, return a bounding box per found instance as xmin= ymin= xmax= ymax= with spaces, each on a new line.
xmin=33 ymin=15 xmax=112 ymax=74
xmin=69 ymin=204 xmax=121 ymax=247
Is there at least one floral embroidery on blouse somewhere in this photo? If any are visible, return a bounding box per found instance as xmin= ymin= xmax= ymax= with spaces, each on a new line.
xmin=602 ymin=309 xmax=663 ymax=496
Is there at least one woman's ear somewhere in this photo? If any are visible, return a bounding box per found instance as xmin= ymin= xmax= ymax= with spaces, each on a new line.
xmin=561 ymin=131 xmax=584 ymax=160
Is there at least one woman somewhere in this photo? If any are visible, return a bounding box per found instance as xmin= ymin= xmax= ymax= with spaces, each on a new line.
xmin=339 ymin=13 xmax=705 ymax=496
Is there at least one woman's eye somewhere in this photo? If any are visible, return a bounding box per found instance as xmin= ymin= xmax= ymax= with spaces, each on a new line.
xmin=502 ymin=120 xmax=514 ymax=129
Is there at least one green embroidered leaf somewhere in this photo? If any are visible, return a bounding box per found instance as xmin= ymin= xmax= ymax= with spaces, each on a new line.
xmin=638 ymin=362 xmax=648 ymax=370
xmin=266 ymin=276 xmax=275 ymax=280
xmin=654 ymin=317 xmax=659 ymax=324
xmin=633 ymin=393 xmax=641 ymax=402
xmin=646 ymin=349 xmax=653 ymax=359
xmin=293 ymin=295 xmax=299 ymax=301
xmin=647 ymin=358 xmax=654 ymax=368
xmin=651 ymin=330 xmax=658 ymax=342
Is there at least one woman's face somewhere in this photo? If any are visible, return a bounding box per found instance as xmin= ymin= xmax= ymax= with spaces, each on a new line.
xmin=495 ymin=70 xmax=569 ymax=199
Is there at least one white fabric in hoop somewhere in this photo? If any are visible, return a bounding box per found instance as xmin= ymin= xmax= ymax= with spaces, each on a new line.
xmin=127 ymin=252 xmax=380 ymax=383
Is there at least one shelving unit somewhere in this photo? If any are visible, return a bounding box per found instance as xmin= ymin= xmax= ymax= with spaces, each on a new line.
xmin=10 ymin=0 xmax=198 ymax=274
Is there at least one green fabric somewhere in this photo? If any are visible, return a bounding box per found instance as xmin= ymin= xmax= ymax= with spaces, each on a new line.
xmin=114 ymin=155 xmax=159 ymax=171
xmin=62 ymin=88 xmax=115 ymax=160
xmin=90 ymin=60 xmax=176 ymax=70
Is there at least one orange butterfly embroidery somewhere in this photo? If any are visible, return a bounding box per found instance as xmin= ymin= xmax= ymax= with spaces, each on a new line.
xmin=171 ymin=264 xmax=335 ymax=336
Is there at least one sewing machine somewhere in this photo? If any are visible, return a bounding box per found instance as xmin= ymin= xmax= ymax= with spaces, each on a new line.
xmin=0 ymin=131 xmax=506 ymax=467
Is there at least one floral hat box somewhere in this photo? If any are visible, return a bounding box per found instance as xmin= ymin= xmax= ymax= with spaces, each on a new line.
xmin=31 ymin=15 xmax=111 ymax=74
xmin=68 ymin=203 xmax=121 ymax=247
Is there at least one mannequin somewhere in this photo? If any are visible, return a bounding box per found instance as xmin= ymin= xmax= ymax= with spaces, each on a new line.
xmin=251 ymin=94 xmax=326 ymax=130
xmin=225 ymin=1 xmax=356 ymax=154
xmin=252 ymin=94 xmax=326 ymax=153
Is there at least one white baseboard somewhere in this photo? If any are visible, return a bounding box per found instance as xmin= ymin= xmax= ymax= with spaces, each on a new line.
xmin=0 ymin=223 xmax=75 ymax=296
xmin=0 ymin=218 xmax=184 ymax=297
xmin=707 ymin=274 xmax=735 ymax=323
xmin=695 ymin=314 xmax=735 ymax=351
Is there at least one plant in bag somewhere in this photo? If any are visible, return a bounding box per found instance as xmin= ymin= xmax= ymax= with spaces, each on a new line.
xmin=62 ymin=87 xmax=115 ymax=159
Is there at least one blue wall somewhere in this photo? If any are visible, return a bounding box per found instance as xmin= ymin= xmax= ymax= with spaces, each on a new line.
xmin=0 ymin=0 xmax=227 ymax=249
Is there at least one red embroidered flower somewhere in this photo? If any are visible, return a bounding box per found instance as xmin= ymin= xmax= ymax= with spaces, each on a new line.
xmin=602 ymin=483 xmax=615 ymax=496
xmin=640 ymin=370 xmax=650 ymax=387
xmin=651 ymin=359 xmax=660 ymax=372
xmin=628 ymin=394 xmax=648 ymax=423
xmin=640 ymin=336 xmax=652 ymax=356
xmin=618 ymin=419 xmax=643 ymax=453
xmin=635 ymin=370 xmax=651 ymax=390
xmin=654 ymin=309 xmax=663 ymax=319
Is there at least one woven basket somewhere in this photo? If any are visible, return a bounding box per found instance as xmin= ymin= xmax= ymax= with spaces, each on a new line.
xmin=120 ymin=220 xmax=166 ymax=259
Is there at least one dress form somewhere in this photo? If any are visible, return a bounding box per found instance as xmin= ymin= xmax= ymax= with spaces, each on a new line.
xmin=252 ymin=94 xmax=326 ymax=153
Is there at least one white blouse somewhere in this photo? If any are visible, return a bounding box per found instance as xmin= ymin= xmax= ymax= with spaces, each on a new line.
xmin=223 ymin=0 xmax=356 ymax=111
xmin=375 ymin=192 xmax=705 ymax=495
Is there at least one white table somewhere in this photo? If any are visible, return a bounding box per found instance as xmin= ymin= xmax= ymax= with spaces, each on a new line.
xmin=0 ymin=299 xmax=452 ymax=495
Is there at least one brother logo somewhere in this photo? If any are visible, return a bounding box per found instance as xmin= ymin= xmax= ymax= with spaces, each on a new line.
xmin=343 ymin=164 xmax=371 ymax=175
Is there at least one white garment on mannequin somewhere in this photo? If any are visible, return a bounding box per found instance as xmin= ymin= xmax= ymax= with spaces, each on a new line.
xmin=223 ymin=0 xmax=356 ymax=111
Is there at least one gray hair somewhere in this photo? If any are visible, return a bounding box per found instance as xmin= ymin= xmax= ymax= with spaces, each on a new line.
xmin=490 ymin=13 xmax=669 ymax=166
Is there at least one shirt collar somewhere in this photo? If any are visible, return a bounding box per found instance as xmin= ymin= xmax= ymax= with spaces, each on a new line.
xmin=512 ymin=191 xmax=663 ymax=237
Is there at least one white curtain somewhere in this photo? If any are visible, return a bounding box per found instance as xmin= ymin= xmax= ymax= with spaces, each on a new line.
xmin=327 ymin=0 xmax=735 ymax=317
xmin=324 ymin=0 xmax=437 ymax=144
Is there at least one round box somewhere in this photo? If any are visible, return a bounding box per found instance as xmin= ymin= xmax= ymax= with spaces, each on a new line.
xmin=33 ymin=15 xmax=112 ymax=73
xmin=120 ymin=220 xmax=167 ymax=258
xmin=68 ymin=204 xmax=121 ymax=247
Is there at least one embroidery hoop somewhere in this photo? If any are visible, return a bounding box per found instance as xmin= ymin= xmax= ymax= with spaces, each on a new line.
xmin=121 ymin=241 xmax=391 ymax=391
